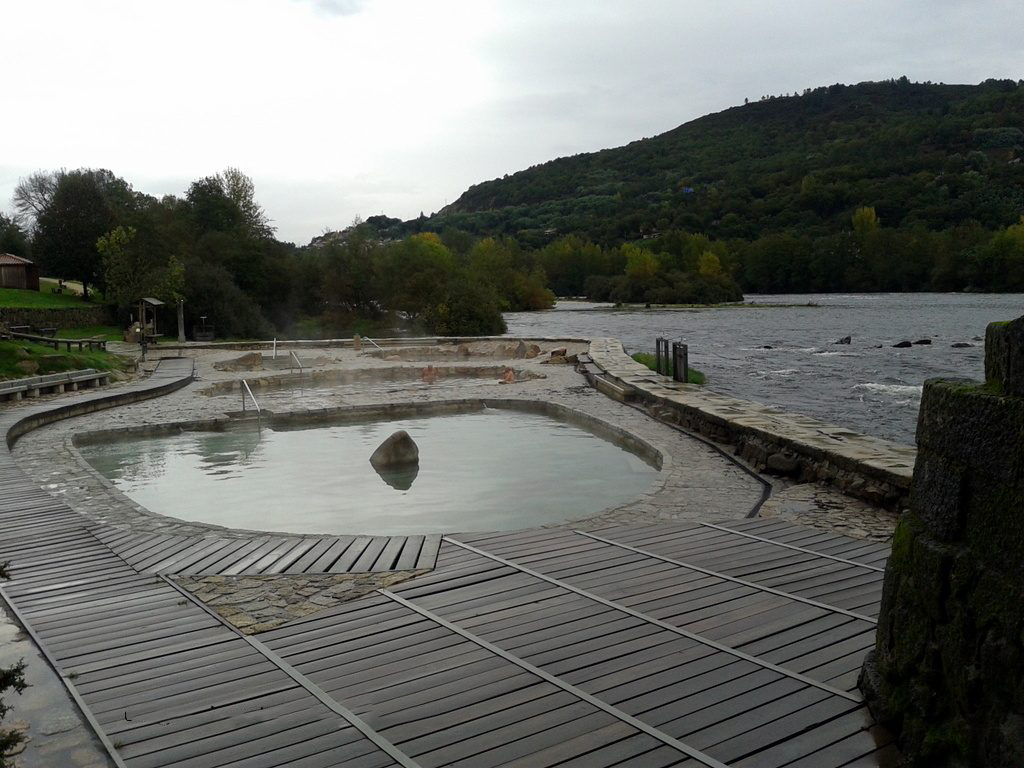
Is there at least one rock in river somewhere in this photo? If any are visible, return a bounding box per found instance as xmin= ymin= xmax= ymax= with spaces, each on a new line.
xmin=892 ymin=340 xmax=913 ymax=348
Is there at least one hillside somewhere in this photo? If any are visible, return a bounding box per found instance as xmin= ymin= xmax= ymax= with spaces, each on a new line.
xmin=429 ymin=78 xmax=1024 ymax=247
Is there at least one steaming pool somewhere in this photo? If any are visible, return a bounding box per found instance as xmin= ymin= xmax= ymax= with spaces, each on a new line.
xmin=77 ymin=407 xmax=660 ymax=535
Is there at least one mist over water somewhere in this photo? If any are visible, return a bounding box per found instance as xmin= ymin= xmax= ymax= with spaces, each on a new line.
xmin=506 ymin=293 xmax=1024 ymax=444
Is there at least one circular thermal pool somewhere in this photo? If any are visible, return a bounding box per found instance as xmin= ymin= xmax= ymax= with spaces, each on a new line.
xmin=77 ymin=405 xmax=660 ymax=535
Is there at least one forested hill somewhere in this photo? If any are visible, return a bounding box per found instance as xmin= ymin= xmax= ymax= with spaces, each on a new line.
xmin=431 ymin=78 xmax=1024 ymax=247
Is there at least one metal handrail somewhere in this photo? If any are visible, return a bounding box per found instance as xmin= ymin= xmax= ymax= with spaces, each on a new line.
xmin=241 ymin=379 xmax=261 ymax=415
xmin=289 ymin=350 xmax=303 ymax=372
xmin=363 ymin=335 xmax=384 ymax=351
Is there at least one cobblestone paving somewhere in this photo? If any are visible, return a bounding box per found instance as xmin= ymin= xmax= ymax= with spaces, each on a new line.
xmin=758 ymin=483 xmax=898 ymax=542
xmin=173 ymin=570 xmax=427 ymax=634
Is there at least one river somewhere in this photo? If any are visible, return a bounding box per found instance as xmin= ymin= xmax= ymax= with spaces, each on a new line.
xmin=505 ymin=293 xmax=1024 ymax=445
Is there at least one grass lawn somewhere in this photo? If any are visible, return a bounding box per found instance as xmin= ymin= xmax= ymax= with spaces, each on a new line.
xmin=631 ymin=352 xmax=706 ymax=385
xmin=0 ymin=339 xmax=130 ymax=380
xmin=0 ymin=286 xmax=92 ymax=309
xmin=56 ymin=326 xmax=123 ymax=341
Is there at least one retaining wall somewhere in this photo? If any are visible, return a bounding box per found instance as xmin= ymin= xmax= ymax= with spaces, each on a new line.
xmin=0 ymin=305 xmax=114 ymax=330
xmin=860 ymin=315 xmax=1024 ymax=766
xmin=587 ymin=337 xmax=916 ymax=509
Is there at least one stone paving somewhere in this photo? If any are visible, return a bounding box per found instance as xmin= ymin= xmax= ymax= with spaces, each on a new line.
xmin=5 ymin=337 xmax=900 ymax=636
xmin=173 ymin=570 xmax=427 ymax=634
xmin=758 ymin=482 xmax=898 ymax=541
xmin=12 ymin=343 xmax=763 ymax=538
xmin=588 ymin=337 xmax=917 ymax=508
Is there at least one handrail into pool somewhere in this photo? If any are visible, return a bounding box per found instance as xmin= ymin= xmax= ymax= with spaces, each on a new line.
xmin=363 ymin=335 xmax=384 ymax=351
xmin=241 ymin=378 xmax=261 ymax=417
xmin=289 ymin=350 xmax=304 ymax=372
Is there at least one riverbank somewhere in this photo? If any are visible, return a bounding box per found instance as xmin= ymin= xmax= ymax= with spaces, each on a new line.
xmin=507 ymin=292 xmax=1021 ymax=443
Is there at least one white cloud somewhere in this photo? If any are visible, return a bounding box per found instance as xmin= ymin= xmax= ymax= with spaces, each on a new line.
xmin=1 ymin=0 xmax=1021 ymax=243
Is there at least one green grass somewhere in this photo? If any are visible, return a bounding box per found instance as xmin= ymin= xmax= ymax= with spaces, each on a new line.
xmin=0 ymin=340 xmax=129 ymax=381
xmin=55 ymin=326 xmax=123 ymax=341
xmin=0 ymin=286 xmax=93 ymax=309
xmin=631 ymin=352 xmax=706 ymax=385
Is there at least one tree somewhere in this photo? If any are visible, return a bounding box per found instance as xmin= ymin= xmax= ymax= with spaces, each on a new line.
xmin=97 ymin=226 xmax=184 ymax=311
xmin=852 ymin=205 xmax=881 ymax=235
xmin=0 ymin=214 xmax=30 ymax=258
xmin=378 ymin=233 xmax=454 ymax=320
xmin=623 ymin=244 xmax=659 ymax=279
xmin=697 ymin=251 xmax=722 ymax=277
xmin=33 ymin=170 xmax=117 ymax=298
xmin=218 ymin=168 xmax=274 ymax=239
xmin=12 ymin=170 xmax=58 ymax=229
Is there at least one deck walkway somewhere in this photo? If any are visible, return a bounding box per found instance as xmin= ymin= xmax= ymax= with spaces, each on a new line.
xmin=0 ymin=358 xmax=897 ymax=766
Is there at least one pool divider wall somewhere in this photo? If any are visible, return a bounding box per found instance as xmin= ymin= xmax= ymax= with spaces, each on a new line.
xmin=199 ymin=365 xmax=547 ymax=396
xmin=151 ymin=335 xmax=592 ymax=353
xmin=70 ymin=397 xmax=665 ymax=472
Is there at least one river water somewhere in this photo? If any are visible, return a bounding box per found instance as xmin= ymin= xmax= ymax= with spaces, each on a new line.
xmin=505 ymin=293 xmax=1024 ymax=445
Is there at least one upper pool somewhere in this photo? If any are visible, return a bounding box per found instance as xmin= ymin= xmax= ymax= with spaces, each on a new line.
xmin=78 ymin=407 xmax=660 ymax=535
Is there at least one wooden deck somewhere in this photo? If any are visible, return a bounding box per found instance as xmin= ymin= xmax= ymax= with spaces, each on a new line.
xmin=0 ymin=358 xmax=899 ymax=766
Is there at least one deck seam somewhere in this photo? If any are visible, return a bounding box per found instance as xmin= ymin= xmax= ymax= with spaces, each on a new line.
xmin=159 ymin=575 xmax=420 ymax=768
xmin=698 ymin=522 xmax=886 ymax=571
xmin=443 ymin=536 xmax=861 ymax=703
xmin=576 ymin=530 xmax=877 ymax=624
xmin=0 ymin=584 xmax=129 ymax=768
xmin=377 ymin=587 xmax=733 ymax=768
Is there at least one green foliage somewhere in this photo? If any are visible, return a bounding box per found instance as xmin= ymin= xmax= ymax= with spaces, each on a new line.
xmin=852 ymin=205 xmax=880 ymax=235
xmin=0 ymin=287 xmax=90 ymax=309
xmin=32 ymin=169 xmax=124 ymax=298
xmin=0 ymin=340 xmax=129 ymax=380
xmin=97 ymin=226 xmax=183 ymax=312
xmin=51 ymin=326 xmax=122 ymax=341
xmin=421 ymin=275 xmax=508 ymax=336
xmin=418 ymin=79 xmax=1024 ymax=293
xmin=0 ymin=214 xmax=29 ymax=259
xmin=630 ymin=352 xmax=705 ymax=384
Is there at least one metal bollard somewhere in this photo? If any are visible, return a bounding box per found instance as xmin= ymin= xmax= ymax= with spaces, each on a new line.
xmin=672 ymin=342 xmax=689 ymax=383
xmin=655 ymin=337 xmax=671 ymax=376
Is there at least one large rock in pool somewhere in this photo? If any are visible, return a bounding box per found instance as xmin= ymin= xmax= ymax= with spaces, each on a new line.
xmin=370 ymin=430 xmax=419 ymax=469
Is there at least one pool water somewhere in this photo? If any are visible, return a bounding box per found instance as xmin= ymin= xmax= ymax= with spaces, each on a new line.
xmin=79 ymin=409 xmax=659 ymax=535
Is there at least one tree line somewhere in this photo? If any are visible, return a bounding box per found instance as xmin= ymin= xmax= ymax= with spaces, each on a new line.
xmin=0 ymin=169 xmax=563 ymax=338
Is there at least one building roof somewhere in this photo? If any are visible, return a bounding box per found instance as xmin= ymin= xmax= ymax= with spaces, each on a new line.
xmin=0 ymin=253 xmax=33 ymax=266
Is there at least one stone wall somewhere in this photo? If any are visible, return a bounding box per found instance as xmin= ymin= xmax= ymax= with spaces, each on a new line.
xmin=587 ymin=338 xmax=916 ymax=510
xmin=860 ymin=315 xmax=1024 ymax=766
xmin=0 ymin=305 xmax=114 ymax=330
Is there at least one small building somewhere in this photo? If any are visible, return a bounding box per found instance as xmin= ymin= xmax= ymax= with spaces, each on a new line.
xmin=0 ymin=253 xmax=40 ymax=291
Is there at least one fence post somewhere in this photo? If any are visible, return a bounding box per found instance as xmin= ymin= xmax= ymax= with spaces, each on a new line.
xmin=655 ymin=337 xmax=666 ymax=376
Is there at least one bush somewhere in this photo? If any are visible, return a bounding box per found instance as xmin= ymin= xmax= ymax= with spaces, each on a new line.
xmin=421 ymin=277 xmax=508 ymax=336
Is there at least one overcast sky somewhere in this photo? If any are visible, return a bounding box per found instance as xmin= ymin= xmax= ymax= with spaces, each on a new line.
xmin=2 ymin=0 xmax=1021 ymax=244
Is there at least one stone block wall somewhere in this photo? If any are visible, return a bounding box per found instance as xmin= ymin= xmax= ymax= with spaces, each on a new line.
xmin=0 ymin=305 xmax=114 ymax=330
xmin=861 ymin=315 xmax=1024 ymax=766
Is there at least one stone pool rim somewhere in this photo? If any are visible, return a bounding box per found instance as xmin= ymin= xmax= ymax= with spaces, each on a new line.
xmin=67 ymin=397 xmax=669 ymax=540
